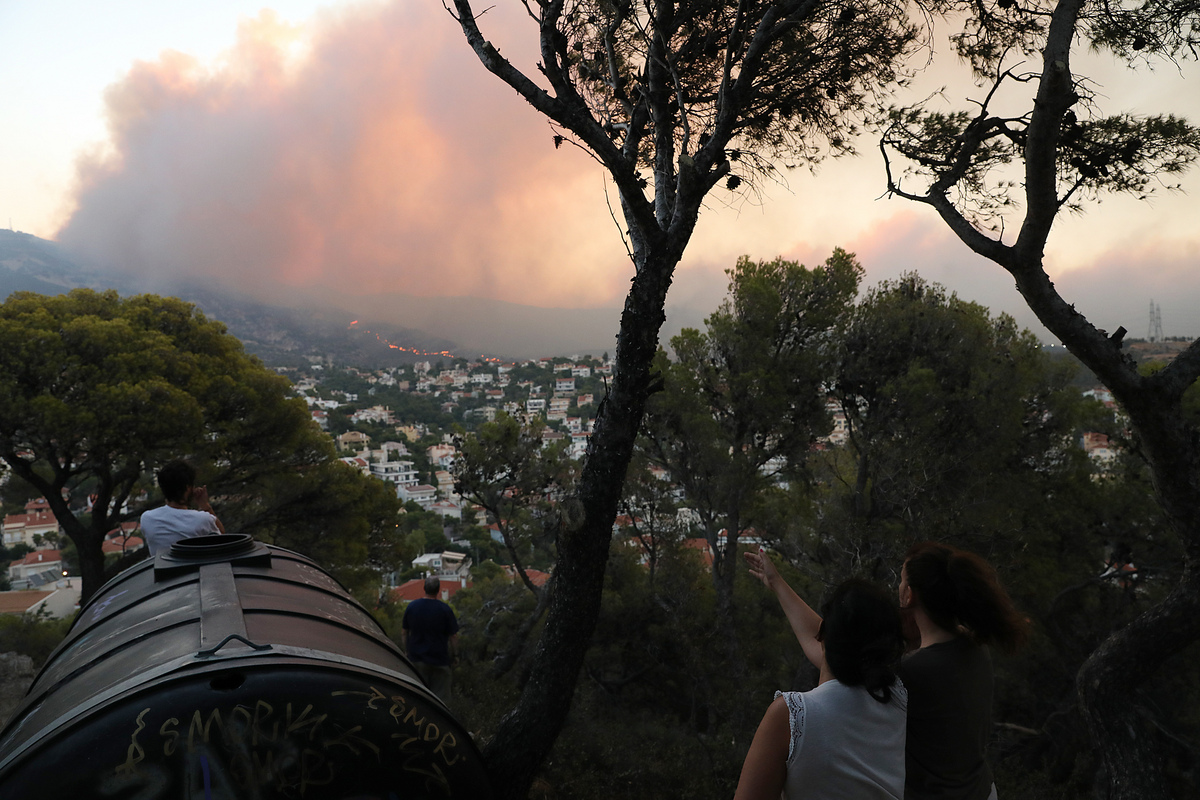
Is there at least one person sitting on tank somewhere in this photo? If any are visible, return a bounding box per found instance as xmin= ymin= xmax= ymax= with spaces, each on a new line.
xmin=140 ymin=459 xmax=225 ymax=556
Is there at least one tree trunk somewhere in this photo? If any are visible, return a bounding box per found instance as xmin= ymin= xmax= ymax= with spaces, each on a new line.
xmin=481 ymin=243 xmax=681 ymax=798
xmin=1077 ymin=565 xmax=1200 ymax=800
xmin=1003 ymin=249 xmax=1200 ymax=799
xmin=62 ymin=519 xmax=106 ymax=605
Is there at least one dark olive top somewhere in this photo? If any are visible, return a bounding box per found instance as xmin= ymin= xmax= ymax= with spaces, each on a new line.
xmin=898 ymin=637 xmax=994 ymax=800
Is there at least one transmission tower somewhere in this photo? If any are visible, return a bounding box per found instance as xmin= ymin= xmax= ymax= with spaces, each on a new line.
xmin=1148 ymin=300 xmax=1164 ymax=342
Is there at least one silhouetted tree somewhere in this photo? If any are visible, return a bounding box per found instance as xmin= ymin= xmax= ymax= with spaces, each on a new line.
xmin=448 ymin=0 xmax=922 ymax=791
xmin=879 ymin=2 xmax=1200 ymax=796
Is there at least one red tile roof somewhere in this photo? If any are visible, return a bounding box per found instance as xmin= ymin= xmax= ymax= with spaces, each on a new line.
xmin=390 ymin=577 xmax=471 ymax=602
xmin=502 ymin=566 xmax=550 ymax=587
xmin=10 ymin=549 xmax=62 ymax=568
xmin=102 ymin=537 xmax=145 ymax=555
xmin=0 ymin=590 xmax=53 ymax=615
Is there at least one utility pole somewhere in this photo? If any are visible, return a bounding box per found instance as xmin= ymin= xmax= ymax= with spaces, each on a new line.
xmin=1148 ymin=301 xmax=1164 ymax=342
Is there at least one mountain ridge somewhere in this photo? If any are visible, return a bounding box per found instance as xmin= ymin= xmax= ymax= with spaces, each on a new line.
xmin=0 ymin=230 xmax=703 ymax=363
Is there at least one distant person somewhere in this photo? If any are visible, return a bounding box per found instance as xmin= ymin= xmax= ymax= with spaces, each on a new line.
xmin=140 ymin=460 xmax=225 ymax=556
xmin=736 ymin=551 xmax=907 ymax=800
xmin=402 ymin=575 xmax=460 ymax=702
xmin=898 ymin=542 xmax=1028 ymax=800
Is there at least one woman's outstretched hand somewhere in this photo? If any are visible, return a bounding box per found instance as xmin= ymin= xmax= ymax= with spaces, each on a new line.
xmin=744 ymin=547 xmax=781 ymax=591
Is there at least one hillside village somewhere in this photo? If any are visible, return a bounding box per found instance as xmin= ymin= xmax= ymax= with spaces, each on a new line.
xmin=0 ymin=346 xmax=1136 ymax=612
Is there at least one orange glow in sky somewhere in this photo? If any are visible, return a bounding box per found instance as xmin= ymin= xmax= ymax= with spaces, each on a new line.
xmin=7 ymin=0 xmax=1200 ymax=340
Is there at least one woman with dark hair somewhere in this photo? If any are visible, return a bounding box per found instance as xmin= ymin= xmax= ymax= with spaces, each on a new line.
xmin=898 ymin=542 xmax=1029 ymax=800
xmin=735 ymin=551 xmax=908 ymax=800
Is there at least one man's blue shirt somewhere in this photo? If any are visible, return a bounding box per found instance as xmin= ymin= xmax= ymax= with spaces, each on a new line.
xmin=402 ymin=597 xmax=459 ymax=666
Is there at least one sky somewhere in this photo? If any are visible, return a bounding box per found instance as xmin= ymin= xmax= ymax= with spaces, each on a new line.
xmin=3 ymin=0 xmax=1200 ymax=352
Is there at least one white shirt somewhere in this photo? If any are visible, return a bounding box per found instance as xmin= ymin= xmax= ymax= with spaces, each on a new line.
xmin=140 ymin=505 xmax=220 ymax=555
xmin=779 ymin=678 xmax=908 ymax=800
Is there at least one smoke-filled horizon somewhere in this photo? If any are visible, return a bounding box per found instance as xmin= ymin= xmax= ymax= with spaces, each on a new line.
xmin=8 ymin=0 xmax=1200 ymax=341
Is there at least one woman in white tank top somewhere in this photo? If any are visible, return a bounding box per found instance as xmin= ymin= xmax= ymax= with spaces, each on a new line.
xmin=735 ymin=556 xmax=908 ymax=800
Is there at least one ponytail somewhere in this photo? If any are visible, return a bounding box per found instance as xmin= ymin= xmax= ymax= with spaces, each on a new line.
xmin=904 ymin=542 xmax=1029 ymax=654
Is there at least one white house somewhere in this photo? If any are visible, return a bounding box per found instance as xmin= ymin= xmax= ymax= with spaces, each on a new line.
xmin=371 ymin=460 xmax=420 ymax=487
xmin=819 ymin=397 xmax=849 ymax=447
xmin=350 ymin=405 xmax=393 ymax=425
xmin=8 ymin=549 xmax=63 ymax=590
xmin=434 ymin=470 xmax=456 ymax=495
xmin=400 ymin=484 xmax=438 ymax=508
xmin=3 ymin=499 xmax=61 ymax=549
xmin=427 ymin=443 xmax=457 ymax=469
xmin=339 ymin=456 xmax=371 ymax=476
xmin=430 ymin=500 xmax=463 ymax=520
xmin=336 ymin=431 xmax=372 ymax=450
xmin=412 ymin=550 xmax=470 ymax=579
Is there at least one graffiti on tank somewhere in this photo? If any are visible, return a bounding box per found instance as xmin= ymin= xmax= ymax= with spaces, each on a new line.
xmin=88 ymin=589 xmax=129 ymax=622
xmin=332 ymin=686 xmax=464 ymax=796
xmin=104 ymin=690 xmax=465 ymax=799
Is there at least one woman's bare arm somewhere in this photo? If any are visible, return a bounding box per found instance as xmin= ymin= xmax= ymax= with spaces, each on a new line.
xmin=744 ymin=548 xmax=825 ymax=672
xmin=733 ymin=696 xmax=790 ymax=800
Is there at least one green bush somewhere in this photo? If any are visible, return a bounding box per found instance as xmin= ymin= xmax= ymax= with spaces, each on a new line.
xmin=0 ymin=611 xmax=72 ymax=667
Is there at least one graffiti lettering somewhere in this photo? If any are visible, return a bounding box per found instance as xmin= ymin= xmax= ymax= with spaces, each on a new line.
xmin=252 ymin=699 xmax=280 ymax=746
xmin=325 ymin=724 xmax=381 ymax=759
xmin=116 ymin=707 xmax=150 ymax=776
xmin=109 ymin=687 xmax=466 ymax=798
xmin=339 ymin=685 xmax=465 ymax=770
xmin=286 ymin=702 xmax=327 ymax=741
xmin=159 ymin=717 xmax=180 ymax=756
xmin=89 ymin=589 xmax=128 ymax=622
xmin=433 ymin=732 xmax=459 ymax=766
xmin=187 ymin=708 xmax=224 ymax=750
xmin=299 ymin=747 xmax=336 ymax=795
xmin=332 ymin=686 xmax=388 ymax=710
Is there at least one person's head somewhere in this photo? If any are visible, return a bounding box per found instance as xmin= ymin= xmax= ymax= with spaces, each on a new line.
xmin=157 ymin=460 xmax=197 ymax=504
xmin=901 ymin=541 xmax=1029 ymax=654
xmin=819 ymin=579 xmax=905 ymax=704
xmin=424 ymin=575 xmax=441 ymax=598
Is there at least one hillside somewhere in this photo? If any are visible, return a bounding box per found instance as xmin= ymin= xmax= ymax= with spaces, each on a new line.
xmin=0 ymin=230 xmax=459 ymax=368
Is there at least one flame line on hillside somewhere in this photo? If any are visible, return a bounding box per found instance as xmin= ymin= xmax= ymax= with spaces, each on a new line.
xmin=346 ymin=320 xmax=504 ymax=362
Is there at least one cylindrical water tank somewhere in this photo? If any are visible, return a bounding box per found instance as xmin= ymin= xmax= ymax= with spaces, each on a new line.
xmin=0 ymin=534 xmax=492 ymax=799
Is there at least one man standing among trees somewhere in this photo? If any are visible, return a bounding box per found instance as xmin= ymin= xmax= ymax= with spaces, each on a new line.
xmin=140 ymin=459 xmax=225 ymax=556
xmin=402 ymin=575 xmax=460 ymax=701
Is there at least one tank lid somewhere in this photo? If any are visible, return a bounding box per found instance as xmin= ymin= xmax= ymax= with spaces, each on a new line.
xmin=154 ymin=533 xmax=271 ymax=579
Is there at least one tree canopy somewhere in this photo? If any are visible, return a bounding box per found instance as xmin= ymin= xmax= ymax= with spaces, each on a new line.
xmin=642 ymin=250 xmax=862 ymax=621
xmin=0 ymin=289 xmax=400 ymax=602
